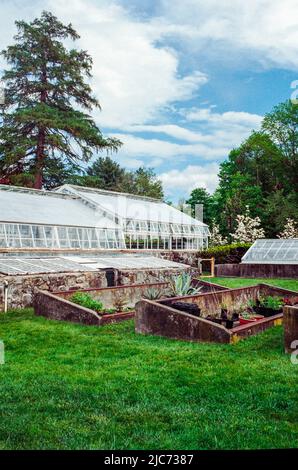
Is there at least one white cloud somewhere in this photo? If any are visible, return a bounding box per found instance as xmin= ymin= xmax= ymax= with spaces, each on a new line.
xmin=46 ymin=0 xmax=207 ymax=128
xmin=160 ymin=0 xmax=298 ymax=70
xmin=183 ymin=108 xmax=263 ymax=128
xmin=112 ymin=108 xmax=262 ymax=164
xmin=159 ymin=163 xmax=219 ymax=196
xmin=110 ymin=132 xmax=231 ymax=162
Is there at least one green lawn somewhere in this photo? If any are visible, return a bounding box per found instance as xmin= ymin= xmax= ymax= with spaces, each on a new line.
xmin=0 ymin=277 xmax=297 ymax=450
xmin=202 ymin=276 xmax=298 ymax=292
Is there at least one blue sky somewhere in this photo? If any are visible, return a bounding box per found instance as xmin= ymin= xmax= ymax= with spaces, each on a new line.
xmin=1 ymin=0 xmax=297 ymax=201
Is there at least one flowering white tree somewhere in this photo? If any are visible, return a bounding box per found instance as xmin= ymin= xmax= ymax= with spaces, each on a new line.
xmin=209 ymin=220 xmax=228 ymax=247
xmin=230 ymin=206 xmax=265 ymax=243
xmin=277 ymin=218 xmax=298 ymax=239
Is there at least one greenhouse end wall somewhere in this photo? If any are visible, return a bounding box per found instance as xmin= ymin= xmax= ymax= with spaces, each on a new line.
xmin=215 ymin=263 xmax=298 ymax=278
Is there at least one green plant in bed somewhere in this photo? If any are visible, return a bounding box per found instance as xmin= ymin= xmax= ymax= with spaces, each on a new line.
xmin=70 ymin=292 xmax=103 ymax=313
xmin=259 ymin=296 xmax=283 ymax=310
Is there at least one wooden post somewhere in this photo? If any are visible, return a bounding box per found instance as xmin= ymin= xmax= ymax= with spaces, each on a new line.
xmin=211 ymin=257 xmax=215 ymax=277
xmin=197 ymin=257 xmax=215 ymax=278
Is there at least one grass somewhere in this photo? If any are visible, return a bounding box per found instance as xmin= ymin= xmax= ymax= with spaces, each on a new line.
xmin=202 ymin=276 xmax=298 ymax=292
xmin=0 ymin=277 xmax=297 ymax=450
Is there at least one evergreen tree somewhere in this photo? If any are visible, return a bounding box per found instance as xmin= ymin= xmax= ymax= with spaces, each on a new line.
xmin=86 ymin=156 xmax=126 ymax=191
xmin=0 ymin=11 xmax=121 ymax=188
xmin=186 ymin=187 xmax=216 ymax=225
xmin=130 ymin=167 xmax=164 ymax=199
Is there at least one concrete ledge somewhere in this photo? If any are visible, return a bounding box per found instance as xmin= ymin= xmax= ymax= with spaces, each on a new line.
xmin=284 ymin=305 xmax=298 ymax=353
xmin=231 ymin=313 xmax=283 ymax=342
xmin=34 ymin=290 xmax=102 ymax=325
xmin=135 ymin=299 xmax=232 ymax=344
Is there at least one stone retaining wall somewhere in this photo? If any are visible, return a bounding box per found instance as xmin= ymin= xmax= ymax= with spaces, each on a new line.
xmin=0 ymin=266 xmax=190 ymax=311
xmin=0 ymin=271 xmax=107 ymax=311
xmin=117 ymin=267 xmax=191 ymax=285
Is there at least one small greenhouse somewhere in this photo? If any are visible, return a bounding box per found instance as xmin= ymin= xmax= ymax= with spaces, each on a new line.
xmin=0 ymin=184 xmax=209 ymax=251
xmin=241 ymin=239 xmax=298 ymax=264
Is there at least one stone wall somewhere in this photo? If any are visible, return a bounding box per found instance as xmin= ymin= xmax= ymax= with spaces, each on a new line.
xmin=215 ymin=263 xmax=298 ymax=278
xmin=0 ymin=266 xmax=191 ymax=311
xmin=0 ymin=271 xmax=107 ymax=311
xmin=154 ymin=251 xmax=200 ymax=267
xmin=117 ymin=267 xmax=191 ymax=285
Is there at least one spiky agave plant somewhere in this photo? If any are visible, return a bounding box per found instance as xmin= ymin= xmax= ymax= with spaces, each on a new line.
xmin=169 ymin=272 xmax=202 ymax=297
xmin=143 ymin=288 xmax=163 ymax=300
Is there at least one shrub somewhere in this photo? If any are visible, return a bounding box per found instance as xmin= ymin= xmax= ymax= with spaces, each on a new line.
xmin=198 ymin=243 xmax=251 ymax=264
xmin=70 ymin=292 xmax=103 ymax=312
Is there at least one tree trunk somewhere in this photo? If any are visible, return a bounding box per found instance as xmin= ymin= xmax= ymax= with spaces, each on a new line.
xmin=34 ymin=64 xmax=47 ymax=189
xmin=34 ymin=127 xmax=45 ymax=189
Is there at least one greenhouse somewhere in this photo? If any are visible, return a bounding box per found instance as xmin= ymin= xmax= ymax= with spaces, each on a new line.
xmin=0 ymin=184 xmax=209 ymax=251
xmin=241 ymin=238 xmax=298 ymax=264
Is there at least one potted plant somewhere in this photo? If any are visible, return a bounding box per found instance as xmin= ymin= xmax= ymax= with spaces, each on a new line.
xmin=239 ymin=311 xmax=264 ymax=325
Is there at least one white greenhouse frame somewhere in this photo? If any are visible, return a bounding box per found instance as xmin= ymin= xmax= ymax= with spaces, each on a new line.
xmin=0 ymin=223 xmax=126 ymax=250
xmin=241 ymin=238 xmax=298 ymax=264
xmin=0 ymin=184 xmax=210 ymax=252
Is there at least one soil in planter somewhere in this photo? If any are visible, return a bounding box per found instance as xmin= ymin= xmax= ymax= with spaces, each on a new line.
xmin=170 ymin=302 xmax=201 ymax=317
xmin=254 ymin=306 xmax=282 ymax=317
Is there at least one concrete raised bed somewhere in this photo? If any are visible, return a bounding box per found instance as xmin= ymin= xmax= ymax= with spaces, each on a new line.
xmin=33 ymin=280 xmax=227 ymax=326
xmin=135 ymin=284 xmax=298 ymax=344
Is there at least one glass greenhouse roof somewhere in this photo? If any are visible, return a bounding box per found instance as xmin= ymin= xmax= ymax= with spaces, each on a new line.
xmin=0 ymin=186 xmax=117 ymax=228
xmin=56 ymin=185 xmax=208 ymax=227
xmin=0 ymin=254 xmax=188 ymax=275
xmin=0 ymin=257 xmax=98 ymax=275
xmin=241 ymin=239 xmax=298 ymax=264
xmin=66 ymin=255 xmax=188 ymax=270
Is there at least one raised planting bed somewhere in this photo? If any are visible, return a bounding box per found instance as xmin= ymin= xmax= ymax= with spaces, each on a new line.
xmin=34 ymin=280 xmax=226 ymax=326
xmin=34 ymin=289 xmax=136 ymax=326
xmin=135 ymin=283 xmax=298 ymax=344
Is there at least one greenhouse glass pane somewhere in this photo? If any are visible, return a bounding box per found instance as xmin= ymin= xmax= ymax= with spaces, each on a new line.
xmin=242 ymin=238 xmax=298 ymax=264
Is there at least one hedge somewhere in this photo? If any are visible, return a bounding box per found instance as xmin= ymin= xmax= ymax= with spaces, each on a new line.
xmin=197 ymin=243 xmax=251 ymax=264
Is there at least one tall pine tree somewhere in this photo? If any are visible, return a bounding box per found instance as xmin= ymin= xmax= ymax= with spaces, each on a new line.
xmin=0 ymin=11 xmax=121 ymax=188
